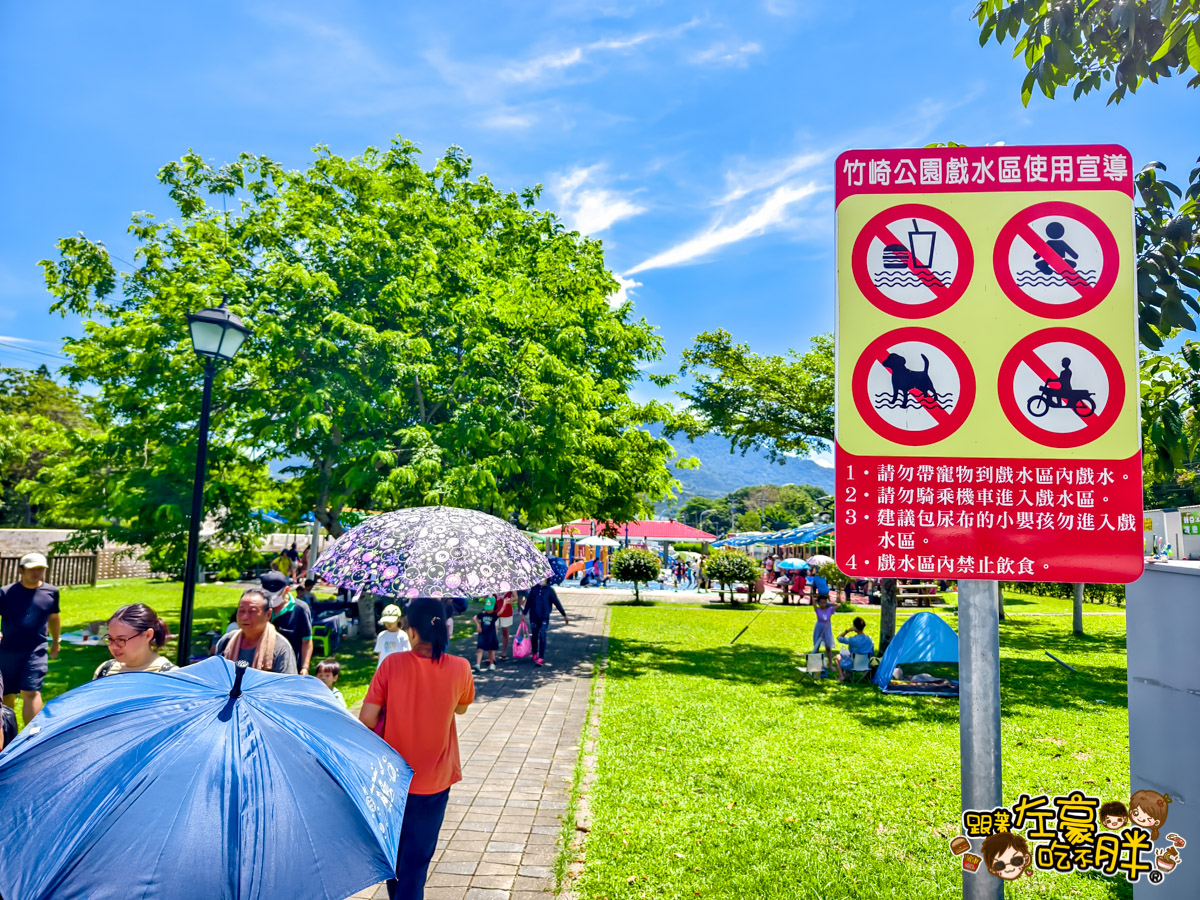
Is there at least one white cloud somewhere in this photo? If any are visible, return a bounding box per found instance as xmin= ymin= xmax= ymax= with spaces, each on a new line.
xmin=550 ymin=165 xmax=647 ymax=235
xmin=764 ymin=0 xmax=798 ymax=15
xmin=500 ymin=18 xmax=702 ymax=84
xmin=609 ymin=274 xmax=641 ymax=308
xmin=808 ymin=452 xmax=834 ymax=468
xmin=689 ymin=41 xmax=762 ymax=67
xmin=627 ymin=180 xmax=822 ymax=274
xmin=481 ymin=108 xmax=538 ymax=130
xmin=719 ymin=150 xmax=827 ymax=204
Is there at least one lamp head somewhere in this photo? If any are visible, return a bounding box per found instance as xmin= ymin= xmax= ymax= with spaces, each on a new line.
xmin=187 ymin=300 xmax=250 ymax=362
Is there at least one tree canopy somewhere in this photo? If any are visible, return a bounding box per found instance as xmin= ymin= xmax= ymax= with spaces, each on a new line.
xmin=39 ymin=138 xmax=677 ymax=570
xmin=975 ymin=1 xmax=1200 ymax=105
xmin=670 ymin=331 xmax=833 ymax=462
xmin=0 ymin=366 xmax=95 ymax=528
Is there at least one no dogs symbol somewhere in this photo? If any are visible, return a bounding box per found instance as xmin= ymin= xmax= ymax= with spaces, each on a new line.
xmin=852 ymin=328 xmax=975 ymax=445
xmin=993 ymin=201 xmax=1119 ymax=318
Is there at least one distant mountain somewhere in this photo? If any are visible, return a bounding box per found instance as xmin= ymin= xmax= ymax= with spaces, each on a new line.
xmin=651 ymin=427 xmax=834 ymax=513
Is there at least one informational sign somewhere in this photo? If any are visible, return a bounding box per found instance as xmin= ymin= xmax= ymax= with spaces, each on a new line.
xmin=1183 ymin=511 xmax=1200 ymax=536
xmin=835 ymin=145 xmax=1142 ymax=583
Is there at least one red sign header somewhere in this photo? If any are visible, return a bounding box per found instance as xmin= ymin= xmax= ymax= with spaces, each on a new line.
xmin=836 ymin=145 xmax=1134 ymax=206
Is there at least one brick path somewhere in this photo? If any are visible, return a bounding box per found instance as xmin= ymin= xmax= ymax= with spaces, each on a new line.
xmin=349 ymin=591 xmax=609 ymax=900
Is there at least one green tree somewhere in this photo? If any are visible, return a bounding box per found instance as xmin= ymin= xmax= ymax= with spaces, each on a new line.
xmin=704 ymin=549 xmax=760 ymax=603
xmin=671 ymin=331 xmax=834 ymax=461
xmin=1132 ymin=159 xmax=1200 ymax=347
xmin=1141 ymin=340 xmax=1200 ymax=476
xmin=0 ymin=366 xmax=96 ymax=527
xmin=609 ymin=547 xmax=662 ymax=603
xmin=40 ymin=139 xmax=677 ymax=564
xmin=735 ymin=509 xmax=762 ymax=532
xmin=975 ymin=1 xmax=1200 ymax=105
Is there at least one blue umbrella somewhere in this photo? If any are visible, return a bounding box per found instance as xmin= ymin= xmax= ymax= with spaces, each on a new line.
xmin=0 ymin=658 xmax=412 ymax=900
xmin=776 ymin=558 xmax=809 ymax=571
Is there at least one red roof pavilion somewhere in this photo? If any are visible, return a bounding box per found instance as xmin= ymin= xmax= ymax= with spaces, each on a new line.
xmin=538 ymin=519 xmax=717 ymax=543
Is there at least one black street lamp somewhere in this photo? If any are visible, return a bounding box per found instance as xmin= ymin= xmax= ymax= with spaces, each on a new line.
xmin=177 ymin=299 xmax=250 ymax=666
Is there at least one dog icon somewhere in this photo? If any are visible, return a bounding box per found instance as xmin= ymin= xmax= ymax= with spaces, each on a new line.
xmin=880 ymin=352 xmax=939 ymax=408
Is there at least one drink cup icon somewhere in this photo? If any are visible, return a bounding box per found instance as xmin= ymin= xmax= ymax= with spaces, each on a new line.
xmin=907 ymin=219 xmax=936 ymax=269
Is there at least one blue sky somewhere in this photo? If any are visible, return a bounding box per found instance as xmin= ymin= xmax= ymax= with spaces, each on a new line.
xmin=1 ymin=1 xmax=1197 ymax=465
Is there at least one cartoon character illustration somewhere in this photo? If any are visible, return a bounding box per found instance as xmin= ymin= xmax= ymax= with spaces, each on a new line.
xmin=1130 ymin=790 xmax=1173 ymax=840
xmin=1099 ymin=800 xmax=1129 ymax=831
xmin=981 ymin=832 xmax=1032 ymax=881
xmin=1155 ymin=846 xmax=1182 ymax=873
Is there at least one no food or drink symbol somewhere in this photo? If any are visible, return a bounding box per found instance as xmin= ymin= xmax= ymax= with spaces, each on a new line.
xmin=993 ymin=201 xmax=1119 ymax=318
xmin=851 ymin=204 xmax=974 ymax=317
xmin=852 ymin=327 xmax=975 ymax=445
xmin=997 ymin=327 xmax=1126 ymax=448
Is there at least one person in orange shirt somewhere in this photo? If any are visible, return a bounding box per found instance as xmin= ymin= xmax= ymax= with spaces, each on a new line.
xmin=360 ymin=597 xmax=475 ymax=900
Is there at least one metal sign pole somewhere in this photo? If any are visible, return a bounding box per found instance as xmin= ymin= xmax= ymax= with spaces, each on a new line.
xmin=958 ymin=579 xmax=1003 ymax=900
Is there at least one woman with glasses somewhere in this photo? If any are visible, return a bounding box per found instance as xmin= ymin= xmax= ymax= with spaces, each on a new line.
xmin=92 ymin=604 xmax=176 ymax=678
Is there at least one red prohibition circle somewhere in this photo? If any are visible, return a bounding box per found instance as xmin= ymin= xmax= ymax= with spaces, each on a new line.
xmin=851 ymin=204 xmax=974 ymax=318
xmin=997 ymin=327 xmax=1126 ymax=448
xmin=851 ymin=327 xmax=976 ymax=446
xmin=992 ymin=201 xmax=1120 ymax=319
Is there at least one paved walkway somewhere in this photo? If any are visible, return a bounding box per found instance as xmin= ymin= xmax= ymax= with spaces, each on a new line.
xmin=349 ymin=591 xmax=609 ymax=900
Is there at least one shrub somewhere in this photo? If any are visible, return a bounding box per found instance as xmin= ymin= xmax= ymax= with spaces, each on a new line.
xmin=705 ymin=550 xmax=760 ymax=602
xmin=999 ymin=581 xmax=1126 ymax=606
xmin=611 ymin=547 xmax=662 ymax=603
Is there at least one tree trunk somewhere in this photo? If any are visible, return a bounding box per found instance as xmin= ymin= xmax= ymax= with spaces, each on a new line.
xmin=357 ymin=591 xmax=376 ymax=639
xmin=1073 ymin=582 xmax=1084 ymax=636
xmin=880 ymin=578 xmax=898 ymax=652
xmin=997 ymin=586 xmax=1005 ymax=622
xmin=634 ymin=581 xmax=640 ymax=604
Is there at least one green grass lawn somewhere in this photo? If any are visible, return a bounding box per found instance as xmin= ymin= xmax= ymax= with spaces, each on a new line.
xmin=575 ymin=605 xmax=1131 ymax=900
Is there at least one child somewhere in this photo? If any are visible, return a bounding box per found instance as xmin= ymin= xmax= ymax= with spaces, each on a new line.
xmin=813 ymin=593 xmax=837 ymax=675
xmin=496 ymin=591 xmax=516 ymax=661
xmin=315 ymin=657 xmax=347 ymax=709
xmin=374 ymin=604 xmax=411 ymax=669
xmin=474 ymin=596 xmax=500 ymax=672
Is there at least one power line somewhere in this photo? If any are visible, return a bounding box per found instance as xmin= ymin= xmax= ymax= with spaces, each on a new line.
xmin=0 ymin=339 xmax=69 ymax=361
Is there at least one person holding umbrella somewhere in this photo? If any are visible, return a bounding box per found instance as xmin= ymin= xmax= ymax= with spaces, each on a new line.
xmin=93 ymin=604 xmax=176 ymax=678
xmin=214 ymin=589 xmax=298 ymax=674
xmin=360 ymin=597 xmax=475 ymax=900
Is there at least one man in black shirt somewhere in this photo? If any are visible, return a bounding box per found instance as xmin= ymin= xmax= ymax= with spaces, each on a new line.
xmin=0 ymin=553 xmax=61 ymax=725
xmin=261 ymin=571 xmax=313 ymax=676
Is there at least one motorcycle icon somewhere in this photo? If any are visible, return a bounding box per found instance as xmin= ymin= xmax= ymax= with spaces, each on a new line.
xmin=1027 ymin=378 xmax=1096 ymax=418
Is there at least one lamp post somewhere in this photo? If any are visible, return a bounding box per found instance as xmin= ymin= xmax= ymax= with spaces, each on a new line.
xmin=177 ymin=300 xmax=250 ymax=666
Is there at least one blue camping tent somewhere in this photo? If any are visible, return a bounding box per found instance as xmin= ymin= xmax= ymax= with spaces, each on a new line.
xmin=873 ymin=612 xmax=959 ymax=695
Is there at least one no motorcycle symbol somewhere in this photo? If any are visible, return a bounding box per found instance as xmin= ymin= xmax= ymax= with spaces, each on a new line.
xmin=852 ymin=327 xmax=975 ymax=446
xmin=993 ymin=201 xmax=1119 ymax=318
xmin=997 ymin=327 xmax=1126 ymax=448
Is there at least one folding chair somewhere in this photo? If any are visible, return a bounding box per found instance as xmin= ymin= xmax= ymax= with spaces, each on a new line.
xmin=803 ymin=652 xmax=827 ymax=681
xmin=847 ymin=653 xmax=872 ymax=684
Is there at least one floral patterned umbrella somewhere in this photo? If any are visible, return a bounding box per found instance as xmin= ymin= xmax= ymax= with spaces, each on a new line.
xmin=312 ymin=506 xmax=552 ymax=599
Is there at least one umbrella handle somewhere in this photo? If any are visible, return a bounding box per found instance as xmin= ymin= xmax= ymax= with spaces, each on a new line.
xmin=231 ymin=660 xmax=249 ymax=698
